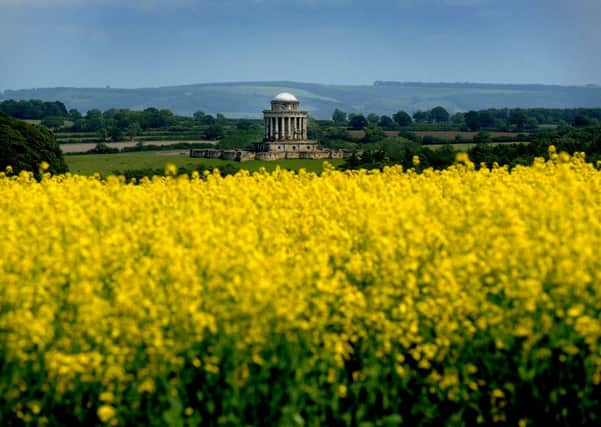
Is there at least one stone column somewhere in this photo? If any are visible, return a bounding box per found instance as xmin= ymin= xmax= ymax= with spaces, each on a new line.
xmin=284 ymin=116 xmax=288 ymax=140
xmin=269 ymin=117 xmax=273 ymax=139
xmin=286 ymin=116 xmax=290 ymax=139
xmin=275 ymin=116 xmax=279 ymax=140
xmin=269 ymin=117 xmax=272 ymax=139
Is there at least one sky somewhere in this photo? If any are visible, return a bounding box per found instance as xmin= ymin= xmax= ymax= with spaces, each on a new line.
xmin=0 ymin=0 xmax=600 ymax=90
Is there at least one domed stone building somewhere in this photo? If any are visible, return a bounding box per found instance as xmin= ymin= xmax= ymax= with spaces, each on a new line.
xmin=254 ymin=92 xmax=319 ymax=155
xmin=191 ymin=92 xmax=343 ymax=162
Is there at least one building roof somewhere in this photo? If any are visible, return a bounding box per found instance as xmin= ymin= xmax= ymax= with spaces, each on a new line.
xmin=273 ymin=92 xmax=298 ymax=102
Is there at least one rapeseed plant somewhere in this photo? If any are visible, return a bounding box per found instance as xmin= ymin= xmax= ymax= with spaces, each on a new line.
xmin=1 ymin=153 xmax=600 ymax=425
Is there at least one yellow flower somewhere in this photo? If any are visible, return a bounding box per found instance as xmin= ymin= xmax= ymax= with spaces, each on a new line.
xmin=97 ymin=405 xmax=116 ymax=423
xmin=1 ymin=152 xmax=600 ymax=422
xmin=99 ymin=392 xmax=114 ymax=402
xmin=164 ymin=162 xmax=178 ymax=176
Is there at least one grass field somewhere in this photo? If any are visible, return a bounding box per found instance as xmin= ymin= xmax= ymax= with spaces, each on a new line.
xmin=428 ymin=141 xmax=529 ymax=151
xmin=413 ymin=130 xmax=521 ymax=139
xmin=65 ymin=151 xmax=344 ymax=175
xmin=60 ymin=140 xmax=217 ymax=153
xmin=348 ymin=130 xmax=524 ymax=141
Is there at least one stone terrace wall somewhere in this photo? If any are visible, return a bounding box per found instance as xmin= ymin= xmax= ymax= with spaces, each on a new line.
xmin=190 ymin=149 xmax=345 ymax=162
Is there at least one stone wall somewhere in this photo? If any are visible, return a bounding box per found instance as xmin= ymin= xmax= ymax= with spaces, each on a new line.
xmin=190 ymin=148 xmax=345 ymax=162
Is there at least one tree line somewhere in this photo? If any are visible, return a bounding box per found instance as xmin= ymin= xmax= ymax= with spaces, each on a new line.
xmin=343 ymin=126 xmax=601 ymax=171
xmin=331 ymin=106 xmax=601 ymax=132
xmin=0 ymin=99 xmax=68 ymax=120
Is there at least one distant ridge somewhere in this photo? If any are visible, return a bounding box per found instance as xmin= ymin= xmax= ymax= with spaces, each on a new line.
xmin=372 ymin=81 xmax=593 ymax=89
xmin=2 ymin=81 xmax=601 ymax=118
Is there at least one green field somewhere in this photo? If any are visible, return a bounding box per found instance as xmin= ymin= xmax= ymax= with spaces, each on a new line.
xmin=65 ymin=151 xmax=344 ymax=175
xmin=429 ymin=141 xmax=530 ymax=151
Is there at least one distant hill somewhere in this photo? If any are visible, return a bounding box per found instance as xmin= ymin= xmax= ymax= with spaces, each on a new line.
xmin=2 ymin=81 xmax=601 ymax=119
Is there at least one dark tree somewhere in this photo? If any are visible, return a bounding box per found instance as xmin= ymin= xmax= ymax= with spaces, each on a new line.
xmin=393 ymin=111 xmax=412 ymax=127
xmin=362 ymin=124 xmax=386 ymax=143
xmin=349 ymin=114 xmax=368 ymax=130
xmin=574 ymin=115 xmax=593 ymax=127
xmin=109 ymin=126 xmax=125 ymax=142
xmin=127 ymin=122 xmax=142 ymax=140
xmin=141 ymin=108 xmax=161 ymax=128
xmin=0 ymin=113 xmax=68 ymax=177
xmin=367 ymin=113 xmax=380 ymax=124
xmin=236 ymin=119 xmax=257 ymax=131
xmin=69 ymin=109 xmax=82 ymax=121
xmin=204 ymin=124 xmax=224 ymax=140
xmin=85 ymin=109 xmax=104 ymax=132
xmin=41 ymin=116 xmax=65 ymax=129
xmin=509 ymin=110 xmax=528 ymax=130
xmin=159 ymin=109 xmax=177 ymax=127
xmin=332 ymin=109 xmax=347 ymax=125
xmin=430 ymin=106 xmax=450 ymax=123
xmin=412 ymin=110 xmax=431 ymax=123
xmin=193 ymin=111 xmax=206 ymax=123
xmin=200 ymin=114 xmax=216 ymax=125
xmin=464 ymin=111 xmax=481 ymax=131
xmin=478 ymin=111 xmax=495 ymax=128
xmin=378 ymin=115 xmax=395 ymax=129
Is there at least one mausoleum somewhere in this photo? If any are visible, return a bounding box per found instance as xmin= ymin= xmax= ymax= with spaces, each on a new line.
xmin=190 ymin=92 xmax=344 ymax=162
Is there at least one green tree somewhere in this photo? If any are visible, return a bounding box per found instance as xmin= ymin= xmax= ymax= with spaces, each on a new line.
xmin=349 ymin=114 xmax=368 ymax=130
xmin=362 ymin=124 xmax=386 ymax=143
xmin=367 ymin=113 xmax=380 ymax=124
xmin=204 ymin=124 xmax=224 ymax=140
xmin=574 ymin=115 xmax=593 ymax=127
xmin=85 ymin=109 xmax=104 ymax=132
xmin=451 ymin=113 xmax=465 ymax=126
xmin=199 ymin=114 xmax=216 ymax=125
xmin=393 ymin=111 xmax=412 ymax=127
xmin=69 ymin=109 xmax=82 ymax=121
xmin=378 ymin=115 xmax=395 ymax=129
xmin=127 ymin=122 xmax=142 ymax=140
xmin=430 ymin=106 xmax=450 ymax=123
xmin=464 ymin=111 xmax=481 ymax=131
xmin=413 ymin=110 xmax=431 ymax=123
xmin=0 ymin=113 xmax=68 ymax=177
xmin=193 ymin=111 xmax=206 ymax=123
xmin=509 ymin=110 xmax=528 ymax=131
xmin=41 ymin=116 xmax=65 ymax=129
xmin=478 ymin=111 xmax=495 ymax=128
xmin=332 ymin=109 xmax=347 ymax=125
xmin=473 ymin=131 xmax=491 ymax=143
xmin=159 ymin=109 xmax=176 ymax=127
xmin=110 ymin=126 xmax=124 ymax=142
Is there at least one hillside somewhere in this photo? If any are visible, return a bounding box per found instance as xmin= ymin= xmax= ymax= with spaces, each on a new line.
xmin=2 ymin=81 xmax=601 ymax=119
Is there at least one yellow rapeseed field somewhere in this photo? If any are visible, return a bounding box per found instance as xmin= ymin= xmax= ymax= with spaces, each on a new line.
xmin=1 ymin=150 xmax=601 ymax=426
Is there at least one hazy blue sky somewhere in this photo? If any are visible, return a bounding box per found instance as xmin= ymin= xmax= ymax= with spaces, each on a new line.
xmin=1 ymin=0 xmax=599 ymax=90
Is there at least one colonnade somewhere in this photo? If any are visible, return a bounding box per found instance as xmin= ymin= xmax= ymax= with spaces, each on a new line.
xmin=264 ymin=115 xmax=306 ymax=141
